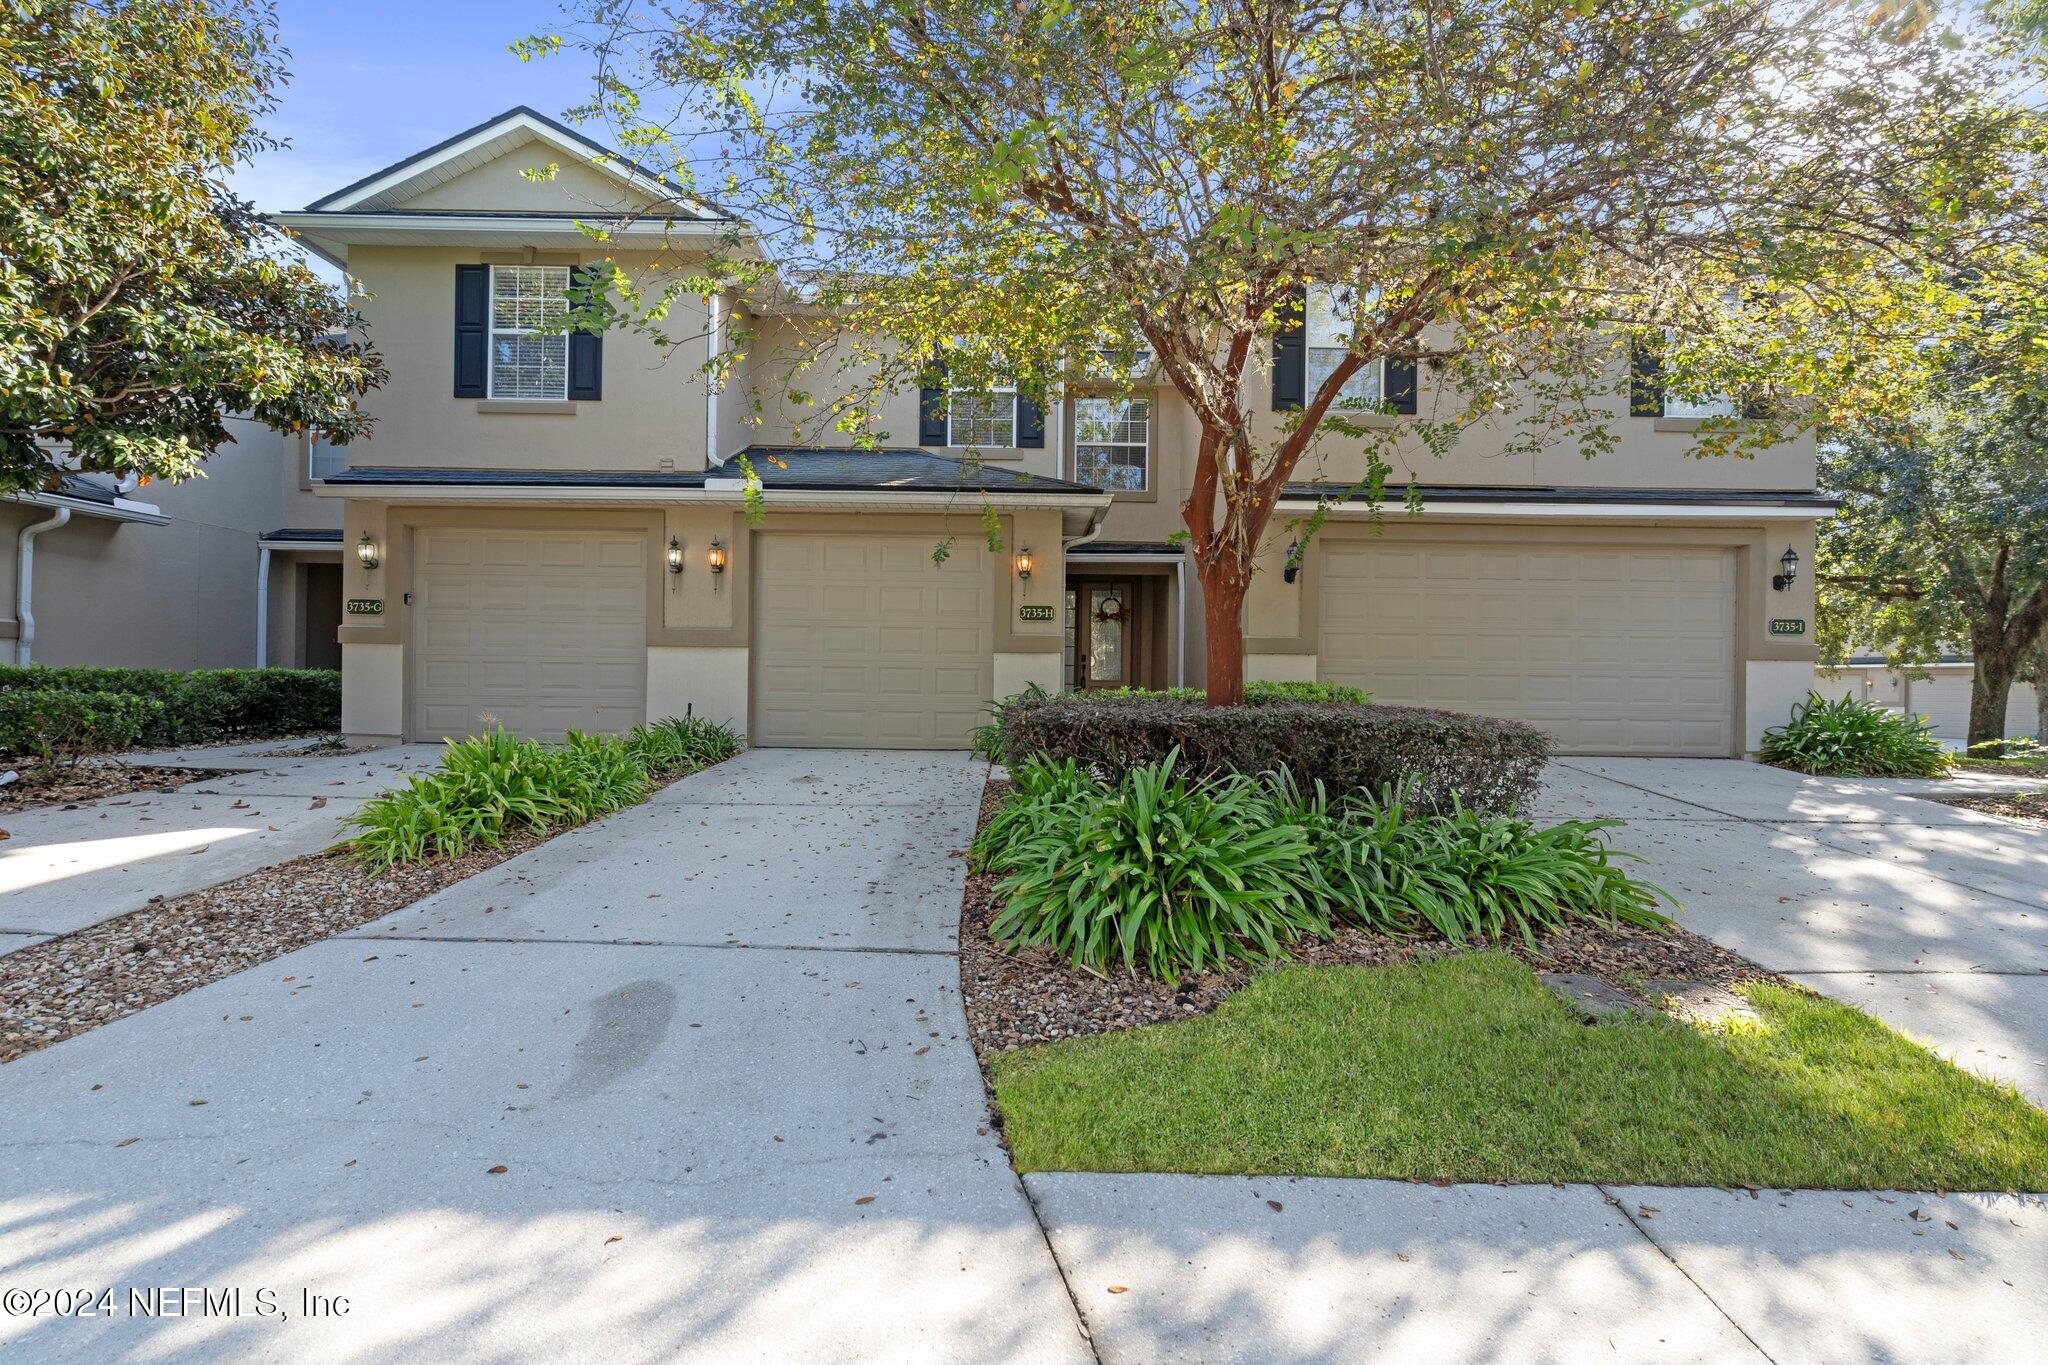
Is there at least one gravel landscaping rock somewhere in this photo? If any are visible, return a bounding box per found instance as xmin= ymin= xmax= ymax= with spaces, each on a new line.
xmin=0 ymin=763 xmax=226 ymax=815
xmin=960 ymin=777 xmax=1786 ymax=1054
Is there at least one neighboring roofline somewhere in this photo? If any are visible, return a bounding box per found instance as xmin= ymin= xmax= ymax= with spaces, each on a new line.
xmin=261 ymin=528 xmax=343 ymax=541
xmin=725 ymin=446 xmax=1106 ymax=496
xmin=7 ymin=490 xmax=168 ymax=527
xmin=304 ymin=106 xmax=728 ymax=220
xmin=316 ymin=465 xmax=1110 ymax=509
xmin=1068 ymin=540 xmax=1186 ymax=558
xmin=1285 ymin=484 xmax=1840 ymax=509
xmin=1279 ymin=485 xmax=1835 ymax=522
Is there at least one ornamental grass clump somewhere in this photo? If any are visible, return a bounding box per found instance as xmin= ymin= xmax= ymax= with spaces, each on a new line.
xmin=344 ymin=717 xmax=741 ymax=870
xmin=977 ymin=754 xmax=1330 ymax=984
xmin=976 ymin=756 xmax=1669 ymax=983
xmin=1759 ymin=693 xmax=1954 ymax=777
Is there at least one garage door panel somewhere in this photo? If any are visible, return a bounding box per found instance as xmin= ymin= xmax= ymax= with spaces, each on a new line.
xmin=752 ymin=533 xmax=992 ymax=749
xmin=1320 ymin=543 xmax=1734 ymax=756
xmin=411 ymin=529 xmax=647 ymax=742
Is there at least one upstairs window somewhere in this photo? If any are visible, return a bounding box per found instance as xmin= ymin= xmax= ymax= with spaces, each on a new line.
xmin=948 ymin=382 xmax=1017 ymax=448
xmin=1305 ymin=286 xmax=1385 ymax=407
xmin=307 ymin=437 xmax=345 ymax=481
xmin=489 ymin=265 xmax=570 ymax=400
xmin=1074 ymin=396 xmax=1149 ymax=491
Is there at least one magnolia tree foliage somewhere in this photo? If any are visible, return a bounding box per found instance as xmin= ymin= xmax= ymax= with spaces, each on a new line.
xmin=1819 ymin=373 xmax=2048 ymax=747
xmin=0 ymin=0 xmax=383 ymax=496
xmin=542 ymin=0 xmax=2040 ymax=701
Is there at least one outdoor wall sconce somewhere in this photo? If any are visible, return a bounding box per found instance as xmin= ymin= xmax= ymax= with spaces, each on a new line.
xmin=1773 ymin=545 xmax=1800 ymax=592
xmin=1282 ymin=539 xmax=1303 ymax=584
xmin=1016 ymin=547 xmax=1035 ymax=581
xmin=708 ymin=540 xmax=728 ymax=577
xmin=666 ymin=536 xmax=685 ymax=575
xmin=356 ymin=533 xmax=380 ymax=571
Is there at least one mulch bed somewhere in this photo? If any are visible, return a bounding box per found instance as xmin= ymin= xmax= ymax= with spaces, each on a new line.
xmin=0 ymin=763 xmax=227 ymax=815
xmin=0 ymin=771 xmax=691 ymax=1065
xmin=960 ymin=778 xmax=1783 ymax=1053
xmin=1932 ymin=792 xmax=2048 ymax=826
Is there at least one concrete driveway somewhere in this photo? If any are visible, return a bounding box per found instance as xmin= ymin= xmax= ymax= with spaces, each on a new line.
xmin=0 ymin=745 xmax=443 ymax=954
xmin=0 ymin=749 xmax=1088 ymax=1362
xmin=1534 ymin=758 xmax=2048 ymax=1106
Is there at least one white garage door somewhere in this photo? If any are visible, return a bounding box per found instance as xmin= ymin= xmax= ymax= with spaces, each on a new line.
xmin=752 ymin=533 xmax=992 ymax=748
xmin=1320 ymin=543 xmax=1735 ymax=756
xmin=411 ymin=528 xmax=647 ymax=741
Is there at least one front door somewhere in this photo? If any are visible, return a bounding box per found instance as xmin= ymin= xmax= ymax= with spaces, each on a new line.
xmin=1067 ymin=580 xmax=1137 ymax=690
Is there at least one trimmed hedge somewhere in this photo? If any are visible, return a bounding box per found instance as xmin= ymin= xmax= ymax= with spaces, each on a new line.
xmin=0 ymin=666 xmax=341 ymax=754
xmin=999 ymin=694 xmax=1550 ymax=813
xmin=0 ymin=689 xmax=164 ymax=763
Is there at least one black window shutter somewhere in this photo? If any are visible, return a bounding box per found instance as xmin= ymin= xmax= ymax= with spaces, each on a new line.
xmin=1016 ymin=393 xmax=1045 ymax=448
xmin=918 ymin=359 xmax=949 ymax=444
xmin=568 ymin=331 xmax=603 ymax=401
xmin=1383 ymin=357 xmax=1417 ymax=415
xmin=453 ymin=264 xmax=488 ymax=398
xmin=1271 ymin=287 xmax=1307 ymax=410
xmin=1629 ymin=343 xmax=1665 ymax=417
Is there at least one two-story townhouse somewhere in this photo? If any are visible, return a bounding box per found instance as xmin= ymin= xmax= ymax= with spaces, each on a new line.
xmin=276 ymin=108 xmax=1827 ymax=756
xmin=1 ymin=420 xmax=343 ymax=671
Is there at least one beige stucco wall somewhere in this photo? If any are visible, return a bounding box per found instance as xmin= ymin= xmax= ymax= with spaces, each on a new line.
xmin=2 ymin=418 xmax=339 ymax=669
xmin=343 ymin=245 xmax=713 ymax=474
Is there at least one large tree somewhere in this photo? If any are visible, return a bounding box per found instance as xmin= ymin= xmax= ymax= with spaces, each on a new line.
xmin=544 ymin=0 xmax=2038 ymax=702
xmin=1818 ymin=375 xmax=2048 ymax=747
xmin=0 ymin=0 xmax=382 ymax=496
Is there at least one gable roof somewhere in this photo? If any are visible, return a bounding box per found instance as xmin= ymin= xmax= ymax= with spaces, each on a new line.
xmin=304 ymin=106 xmax=726 ymax=221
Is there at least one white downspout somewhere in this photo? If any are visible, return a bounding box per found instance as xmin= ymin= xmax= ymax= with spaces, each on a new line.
xmin=14 ymin=506 xmax=70 ymax=666
xmin=704 ymin=292 xmax=724 ymax=466
xmin=255 ymin=543 xmax=273 ymax=667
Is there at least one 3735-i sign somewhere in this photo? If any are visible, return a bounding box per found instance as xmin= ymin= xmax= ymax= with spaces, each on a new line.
xmin=1769 ymin=618 xmax=1805 ymax=636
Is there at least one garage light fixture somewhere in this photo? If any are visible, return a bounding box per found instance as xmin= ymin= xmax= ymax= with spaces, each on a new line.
xmin=1015 ymin=547 xmax=1035 ymax=581
xmin=708 ymin=540 xmax=728 ymax=579
xmin=356 ymin=533 xmax=380 ymax=571
xmin=1773 ymin=545 xmax=1799 ymax=591
xmin=1282 ymin=539 xmax=1303 ymax=584
xmin=666 ymin=536 xmax=685 ymax=575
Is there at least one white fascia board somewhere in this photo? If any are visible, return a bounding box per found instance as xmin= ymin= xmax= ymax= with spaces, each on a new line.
xmin=270 ymin=213 xmax=742 ymax=242
xmin=8 ymin=490 xmax=169 ymax=527
xmin=1276 ymin=498 xmax=1833 ymax=521
xmin=315 ymin=483 xmax=1110 ymax=512
xmin=314 ymin=112 xmax=719 ymax=220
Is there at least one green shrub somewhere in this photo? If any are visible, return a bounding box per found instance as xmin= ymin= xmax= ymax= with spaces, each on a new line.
xmin=1760 ymin=693 xmax=1954 ymax=777
xmin=0 ymin=665 xmax=340 ymax=746
xmin=0 ymin=688 xmax=163 ymax=765
xmin=1001 ymin=693 xmax=1549 ymax=812
xmin=974 ymin=758 xmax=1668 ymax=982
xmin=974 ymin=682 xmax=1375 ymax=766
xmin=344 ymin=717 xmax=741 ymax=870
xmin=627 ymin=715 xmax=743 ymax=773
xmin=978 ymin=753 xmax=1332 ymax=983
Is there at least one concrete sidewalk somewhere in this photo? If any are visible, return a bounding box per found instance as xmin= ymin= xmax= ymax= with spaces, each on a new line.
xmin=1536 ymin=758 xmax=2048 ymax=1108
xmin=0 ymin=745 xmax=442 ymax=954
xmin=0 ymin=749 xmax=1089 ymax=1362
xmin=1026 ymin=1173 xmax=2048 ymax=1363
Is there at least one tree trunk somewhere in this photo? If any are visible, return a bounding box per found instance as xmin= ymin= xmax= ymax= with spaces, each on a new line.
xmin=1202 ymin=571 xmax=1250 ymax=705
xmin=2033 ymin=639 xmax=2048 ymax=744
xmin=1967 ymin=644 xmax=2020 ymax=751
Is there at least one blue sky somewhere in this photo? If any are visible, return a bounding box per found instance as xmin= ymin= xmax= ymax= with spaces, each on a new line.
xmin=230 ymin=1 xmax=608 ymax=216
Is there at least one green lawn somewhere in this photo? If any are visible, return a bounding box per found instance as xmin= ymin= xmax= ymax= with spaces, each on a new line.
xmin=989 ymin=953 xmax=2048 ymax=1190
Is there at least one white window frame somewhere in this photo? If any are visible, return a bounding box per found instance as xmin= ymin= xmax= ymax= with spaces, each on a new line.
xmin=487 ymin=263 xmax=571 ymax=401
xmin=1305 ymin=285 xmax=1386 ymax=408
xmin=1073 ymin=395 xmax=1149 ymax=492
xmin=947 ymin=381 xmax=1018 ymax=448
xmin=307 ymin=437 xmax=345 ymax=482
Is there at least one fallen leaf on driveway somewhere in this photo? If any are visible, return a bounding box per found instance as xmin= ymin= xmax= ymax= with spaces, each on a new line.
xmin=605 ymin=1235 xmax=623 ymax=1246
xmin=486 ymin=1165 xmax=508 ymax=1175
xmin=310 ymin=797 xmax=327 ymax=810
xmin=854 ymin=1196 xmax=876 ymax=1206
xmin=1267 ymin=1200 xmax=1283 ymax=1212
xmin=1107 ymin=1286 xmax=1128 ymax=1295
xmin=114 ymin=1138 xmax=138 ymax=1148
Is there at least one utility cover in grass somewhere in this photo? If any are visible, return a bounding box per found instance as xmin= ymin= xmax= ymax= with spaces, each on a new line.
xmin=988 ymin=953 xmax=2048 ymax=1190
